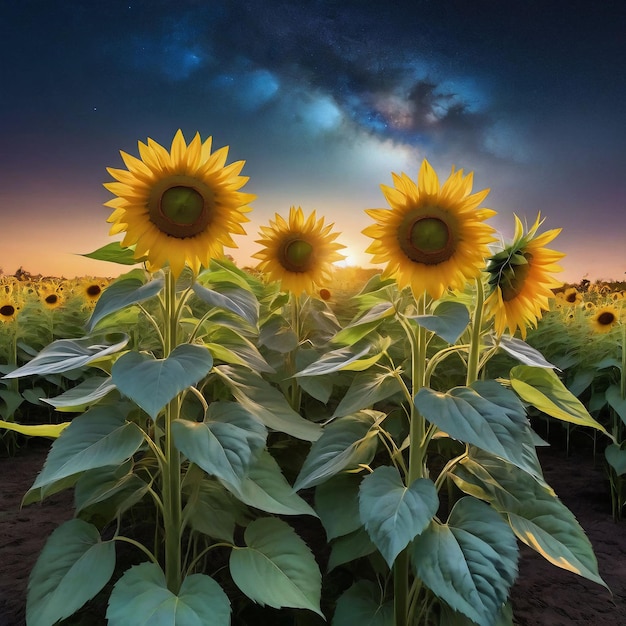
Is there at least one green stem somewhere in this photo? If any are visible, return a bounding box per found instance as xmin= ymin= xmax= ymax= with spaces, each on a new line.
xmin=466 ymin=279 xmax=485 ymax=386
xmin=288 ymin=293 xmax=303 ymax=411
xmin=162 ymin=270 xmax=183 ymax=593
xmin=395 ymin=294 xmax=428 ymax=626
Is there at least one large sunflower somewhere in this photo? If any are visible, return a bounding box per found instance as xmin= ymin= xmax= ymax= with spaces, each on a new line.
xmin=253 ymin=206 xmax=345 ymax=295
xmin=362 ymin=159 xmax=496 ymax=300
xmin=590 ymin=305 xmax=620 ymax=334
xmin=485 ymin=213 xmax=564 ymax=339
xmin=104 ymin=129 xmax=255 ymax=277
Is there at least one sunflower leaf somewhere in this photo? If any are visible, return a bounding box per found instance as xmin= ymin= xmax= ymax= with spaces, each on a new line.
xmin=112 ymin=344 xmax=213 ymax=420
xmin=509 ymin=365 xmax=612 ymax=438
xmin=229 ymin=518 xmax=323 ymax=617
xmin=3 ymin=333 xmax=129 ymax=378
xmin=87 ymin=273 xmax=164 ymax=332
xmin=192 ymin=282 xmax=259 ymax=326
xmin=106 ymin=563 xmax=230 ymax=626
xmin=409 ymin=300 xmax=470 ymax=344
xmin=81 ymin=241 xmax=144 ymax=265
xmin=412 ymin=498 xmax=518 ymax=626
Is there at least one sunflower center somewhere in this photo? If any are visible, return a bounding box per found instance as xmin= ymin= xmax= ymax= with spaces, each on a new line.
xmin=45 ymin=294 xmax=58 ymax=305
xmin=0 ymin=305 xmax=15 ymax=316
xmin=500 ymin=252 xmax=533 ymax=302
xmin=565 ymin=292 xmax=578 ymax=303
xmin=148 ymin=176 xmax=215 ymax=239
xmin=598 ymin=311 xmax=616 ymax=326
xmin=398 ymin=209 xmax=457 ymax=265
xmin=280 ymin=238 xmax=314 ymax=272
xmin=86 ymin=285 xmax=102 ymax=297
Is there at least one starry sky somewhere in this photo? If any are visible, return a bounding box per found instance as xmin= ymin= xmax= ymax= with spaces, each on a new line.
xmin=1 ymin=0 xmax=625 ymax=283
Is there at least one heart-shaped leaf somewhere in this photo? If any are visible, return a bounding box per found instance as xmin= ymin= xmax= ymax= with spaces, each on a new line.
xmin=172 ymin=401 xmax=266 ymax=488
xmin=106 ymin=563 xmax=230 ymax=626
xmin=112 ymin=344 xmax=213 ymax=419
xmin=412 ymin=497 xmax=518 ymax=626
xmin=409 ymin=300 xmax=470 ymax=344
xmin=332 ymin=580 xmax=393 ymax=626
xmin=229 ymin=518 xmax=322 ymax=616
xmin=359 ymin=466 xmax=438 ymax=567
xmin=26 ymin=405 xmax=145 ymax=503
xmin=27 ymin=519 xmax=115 ymax=626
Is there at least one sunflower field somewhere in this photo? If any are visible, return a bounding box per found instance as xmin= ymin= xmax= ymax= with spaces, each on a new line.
xmin=1 ymin=130 xmax=624 ymax=626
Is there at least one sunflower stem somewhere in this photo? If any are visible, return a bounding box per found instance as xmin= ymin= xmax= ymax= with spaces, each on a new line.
xmin=395 ymin=293 xmax=427 ymax=626
xmin=162 ymin=270 xmax=183 ymax=594
xmin=288 ymin=293 xmax=303 ymax=412
xmin=466 ymin=278 xmax=485 ymax=386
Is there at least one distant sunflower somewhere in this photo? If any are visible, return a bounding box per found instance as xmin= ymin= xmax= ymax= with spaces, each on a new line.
xmin=104 ymin=129 xmax=255 ymax=277
xmin=253 ymin=206 xmax=345 ymax=295
xmin=39 ymin=284 xmax=64 ymax=310
xmin=590 ymin=305 xmax=620 ymax=334
xmin=0 ymin=288 xmax=21 ymax=323
xmin=485 ymin=214 xmax=564 ymax=339
xmin=78 ymin=278 xmax=108 ymax=304
xmin=562 ymin=287 xmax=583 ymax=306
xmin=362 ymin=159 xmax=496 ymax=300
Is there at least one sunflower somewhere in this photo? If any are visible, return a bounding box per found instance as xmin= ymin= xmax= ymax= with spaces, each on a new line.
xmin=562 ymin=287 xmax=583 ymax=306
xmin=38 ymin=283 xmax=64 ymax=310
xmin=485 ymin=213 xmax=564 ymax=339
xmin=77 ymin=277 xmax=109 ymax=305
xmin=0 ymin=287 xmax=21 ymax=323
xmin=362 ymin=159 xmax=496 ymax=300
xmin=590 ymin=305 xmax=620 ymax=334
xmin=104 ymin=129 xmax=255 ymax=277
xmin=253 ymin=206 xmax=345 ymax=295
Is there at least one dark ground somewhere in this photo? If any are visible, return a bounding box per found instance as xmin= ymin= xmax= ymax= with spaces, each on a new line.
xmin=1 ymin=427 xmax=625 ymax=626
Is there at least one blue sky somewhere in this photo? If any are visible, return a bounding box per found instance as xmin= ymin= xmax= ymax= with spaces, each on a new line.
xmin=1 ymin=0 xmax=624 ymax=282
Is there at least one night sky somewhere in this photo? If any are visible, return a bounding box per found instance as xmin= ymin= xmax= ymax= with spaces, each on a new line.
xmin=1 ymin=0 xmax=625 ymax=282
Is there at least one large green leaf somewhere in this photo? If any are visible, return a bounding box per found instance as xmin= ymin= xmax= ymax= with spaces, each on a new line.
xmin=74 ymin=461 xmax=149 ymax=520
xmin=510 ymin=365 xmax=611 ymax=437
xmin=183 ymin=477 xmax=247 ymax=542
xmin=42 ymin=375 xmax=116 ymax=411
xmin=87 ymin=273 xmax=164 ymax=331
xmin=26 ymin=519 xmax=115 ymax=626
xmin=229 ymin=517 xmax=323 ymax=616
xmin=26 ymin=406 xmax=144 ymax=503
xmin=3 ymin=333 xmax=129 ymax=378
xmin=409 ymin=300 xmax=470 ymax=344
xmin=331 ymin=302 xmax=395 ymax=346
xmin=294 ymin=411 xmax=382 ymax=491
xmin=216 ymin=365 xmax=321 ymax=441
xmin=315 ymin=473 xmax=363 ymax=540
xmin=415 ymin=381 xmax=541 ymax=477
xmin=221 ymin=448 xmax=316 ymax=516
xmin=451 ymin=453 xmax=607 ymax=588
xmin=488 ymin=334 xmax=556 ymax=368
xmin=172 ymin=401 xmax=266 ymax=488
xmin=359 ymin=466 xmax=438 ymax=567
xmin=327 ymin=528 xmax=377 ymax=572
xmin=332 ymin=580 xmax=393 ymax=626
xmin=412 ymin=498 xmax=518 ymax=626
xmin=332 ymin=369 xmax=401 ymax=418
xmin=192 ymin=282 xmax=259 ymax=326
xmin=106 ymin=563 xmax=230 ymax=626
xmin=81 ymin=241 xmax=144 ymax=265
xmin=112 ymin=344 xmax=213 ymax=420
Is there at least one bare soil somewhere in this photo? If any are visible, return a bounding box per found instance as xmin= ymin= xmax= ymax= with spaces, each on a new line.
xmin=1 ymin=431 xmax=625 ymax=626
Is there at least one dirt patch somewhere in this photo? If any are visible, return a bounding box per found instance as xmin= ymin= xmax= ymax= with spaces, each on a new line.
xmin=1 ymin=436 xmax=625 ymax=625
